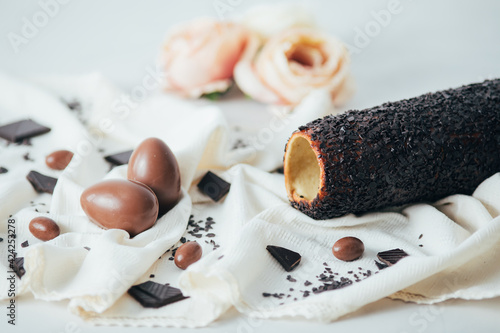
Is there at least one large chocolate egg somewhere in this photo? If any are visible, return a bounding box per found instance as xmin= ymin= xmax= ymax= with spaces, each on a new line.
xmin=80 ymin=179 xmax=159 ymax=237
xmin=127 ymin=137 xmax=181 ymax=216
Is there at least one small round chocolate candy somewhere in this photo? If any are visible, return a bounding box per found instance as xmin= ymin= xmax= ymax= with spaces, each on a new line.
xmin=45 ymin=150 xmax=74 ymax=170
xmin=174 ymin=241 xmax=202 ymax=270
xmin=29 ymin=217 xmax=60 ymax=241
xmin=332 ymin=237 xmax=364 ymax=261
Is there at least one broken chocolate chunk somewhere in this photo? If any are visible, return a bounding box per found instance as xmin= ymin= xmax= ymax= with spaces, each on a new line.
xmin=0 ymin=167 xmax=8 ymax=174
xmin=104 ymin=150 xmax=133 ymax=166
xmin=21 ymin=240 xmax=29 ymax=248
xmin=26 ymin=171 xmax=57 ymax=194
xmin=375 ymin=260 xmax=388 ymax=270
xmin=11 ymin=257 xmax=26 ymax=278
xmin=197 ymin=171 xmax=231 ymax=202
xmin=128 ymin=281 xmax=188 ymax=308
xmin=0 ymin=119 xmax=51 ymax=143
xmin=377 ymin=248 xmax=409 ymax=266
xmin=266 ymin=245 xmax=301 ymax=272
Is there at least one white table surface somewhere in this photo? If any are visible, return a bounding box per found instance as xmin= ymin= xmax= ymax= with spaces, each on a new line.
xmin=1 ymin=0 xmax=500 ymax=332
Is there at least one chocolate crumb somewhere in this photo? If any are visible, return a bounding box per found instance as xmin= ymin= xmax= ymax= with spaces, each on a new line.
xmin=21 ymin=240 xmax=29 ymax=248
xmin=0 ymin=167 xmax=8 ymax=174
xmin=286 ymin=275 xmax=297 ymax=282
xmin=23 ymin=152 xmax=34 ymax=161
xmin=419 ymin=234 xmax=423 ymax=239
xmin=83 ymin=247 xmax=91 ymax=251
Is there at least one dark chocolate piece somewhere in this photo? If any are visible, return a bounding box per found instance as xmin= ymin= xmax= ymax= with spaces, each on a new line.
xmin=0 ymin=119 xmax=51 ymax=143
xmin=377 ymin=248 xmax=409 ymax=266
xmin=21 ymin=240 xmax=29 ymax=248
xmin=65 ymin=100 xmax=82 ymax=111
xmin=0 ymin=167 xmax=8 ymax=174
xmin=26 ymin=171 xmax=57 ymax=194
xmin=12 ymin=257 xmax=26 ymax=278
xmin=197 ymin=171 xmax=231 ymax=202
xmin=266 ymin=245 xmax=301 ymax=272
xmin=104 ymin=150 xmax=133 ymax=166
xmin=285 ymin=79 xmax=500 ymax=219
xmin=128 ymin=281 xmax=188 ymax=308
xmin=375 ymin=260 xmax=389 ymax=270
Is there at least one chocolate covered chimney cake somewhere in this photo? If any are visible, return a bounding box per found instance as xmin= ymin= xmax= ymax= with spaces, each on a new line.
xmin=284 ymin=79 xmax=500 ymax=219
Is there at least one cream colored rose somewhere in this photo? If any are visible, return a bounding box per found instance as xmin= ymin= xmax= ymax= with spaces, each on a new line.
xmin=241 ymin=3 xmax=314 ymax=39
xmin=234 ymin=27 xmax=354 ymax=106
xmin=161 ymin=18 xmax=247 ymax=98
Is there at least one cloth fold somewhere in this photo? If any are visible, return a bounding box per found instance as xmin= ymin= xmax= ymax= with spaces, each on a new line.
xmin=1 ymin=73 xmax=499 ymax=327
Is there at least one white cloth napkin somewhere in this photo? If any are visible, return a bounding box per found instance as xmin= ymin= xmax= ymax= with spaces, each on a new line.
xmin=0 ymin=73 xmax=499 ymax=327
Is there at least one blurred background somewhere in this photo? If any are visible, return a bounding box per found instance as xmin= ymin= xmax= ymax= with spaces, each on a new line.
xmin=1 ymin=0 xmax=499 ymax=114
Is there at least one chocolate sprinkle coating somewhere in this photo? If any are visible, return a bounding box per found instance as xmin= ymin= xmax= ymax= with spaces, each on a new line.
xmin=26 ymin=171 xmax=58 ymax=194
xmin=286 ymin=79 xmax=500 ymax=219
xmin=128 ymin=281 xmax=188 ymax=308
xmin=0 ymin=119 xmax=51 ymax=143
xmin=197 ymin=171 xmax=231 ymax=202
xmin=266 ymin=245 xmax=301 ymax=272
xmin=377 ymin=248 xmax=409 ymax=266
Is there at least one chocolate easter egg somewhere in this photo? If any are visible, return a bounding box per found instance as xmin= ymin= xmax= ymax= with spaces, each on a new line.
xmin=127 ymin=138 xmax=181 ymax=216
xmin=80 ymin=179 xmax=159 ymax=237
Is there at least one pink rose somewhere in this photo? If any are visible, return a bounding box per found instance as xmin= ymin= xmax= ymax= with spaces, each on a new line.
xmin=161 ymin=18 xmax=247 ymax=98
xmin=234 ymin=27 xmax=354 ymax=106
